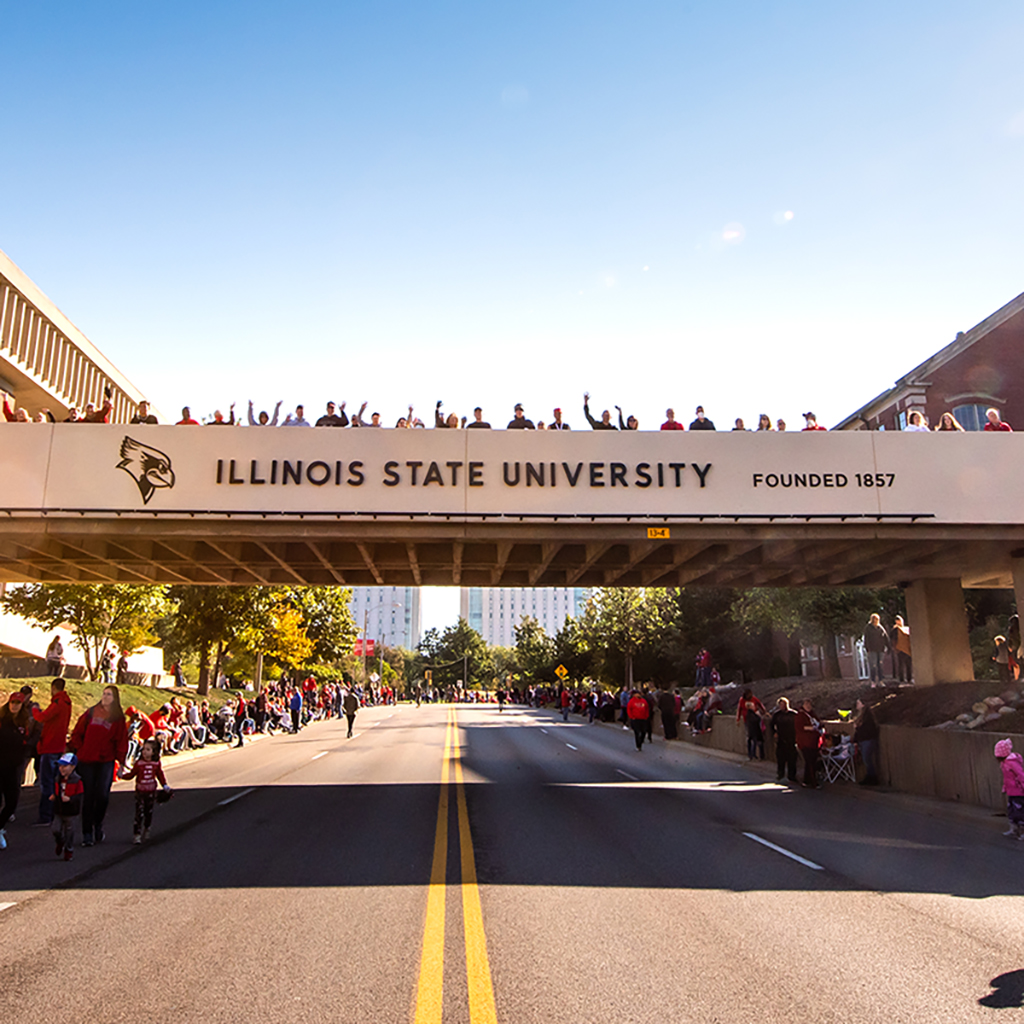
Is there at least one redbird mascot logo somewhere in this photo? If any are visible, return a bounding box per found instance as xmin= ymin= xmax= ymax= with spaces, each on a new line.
xmin=117 ymin=436 xmax=175 ymax=505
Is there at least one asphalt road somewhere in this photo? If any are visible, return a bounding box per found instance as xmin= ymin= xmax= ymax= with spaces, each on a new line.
xmin=1 ymin=703 xmax=1023 ymax=1023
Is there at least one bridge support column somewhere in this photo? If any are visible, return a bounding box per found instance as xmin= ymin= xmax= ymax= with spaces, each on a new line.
xmin=904 ymin=579 xmax=974 ymax=687
xmin=1012 ymin=558 xmax=1024 ymax=622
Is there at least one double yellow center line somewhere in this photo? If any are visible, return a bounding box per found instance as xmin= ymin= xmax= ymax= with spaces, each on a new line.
xmin=414 ymin=708 xmax=498 ymax=1024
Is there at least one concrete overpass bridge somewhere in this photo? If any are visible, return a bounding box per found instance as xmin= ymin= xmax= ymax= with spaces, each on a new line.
xmin=2 ymin=424 xmax=1023 ymax=685
xmin=1 ymin=248 xmax=148 ymax=421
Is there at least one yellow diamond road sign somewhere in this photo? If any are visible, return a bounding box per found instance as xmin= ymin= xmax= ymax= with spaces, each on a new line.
xmin=555 ymin=664 xmax=568 ymax=679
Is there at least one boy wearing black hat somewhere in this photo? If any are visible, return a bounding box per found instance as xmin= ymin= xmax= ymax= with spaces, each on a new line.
xmin=51 ymin=752 xmax=84 ymax=860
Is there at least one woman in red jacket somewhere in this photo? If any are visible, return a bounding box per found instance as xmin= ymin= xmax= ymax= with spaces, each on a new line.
xmin=69 ymin=685 xmax=129 ymax=847
xmin=627 ymin=690 xmax=650 ymax=751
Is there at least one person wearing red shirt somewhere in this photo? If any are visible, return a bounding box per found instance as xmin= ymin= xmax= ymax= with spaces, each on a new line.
xmin=794 ymin=699 xmax=822 ymax=788
xmin=125 ymin=706 xmax=157 ymax=761
xmin=32 ymin=677 xmax=73 ymax=825
xmin=627 ymin=690 xmax=650 ymax=751
xmin=736 ymin=689 xmax=767 ymax=761
xmin=120 ymin=738 xmax=170 ymax=843
xmin=559 ymin=687 xmax=571 ymax=722
xmin=801 ymin=412 xmax=827 ymax=431
xmin=176 ymin=406 xmax=199 ymax=425
xmin=69 ymin=686 xmax=129 ymax=846
xmin=660 ymin=408 xmax=685 ymax=431
xmin=984 ymin=408 xmax=1012 ymax=431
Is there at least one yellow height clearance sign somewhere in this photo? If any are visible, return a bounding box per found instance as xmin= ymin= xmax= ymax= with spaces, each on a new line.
xmin=647 ymin=526 xmax=670 ymax=539
xmin=414 ymin=709 xmax=499 ymax=1024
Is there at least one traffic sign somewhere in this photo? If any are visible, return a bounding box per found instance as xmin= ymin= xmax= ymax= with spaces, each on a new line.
xmin=647 ymin=527 xmax=671 ymax=539
xmin=555 ymin=664 xmax=568 ymax=679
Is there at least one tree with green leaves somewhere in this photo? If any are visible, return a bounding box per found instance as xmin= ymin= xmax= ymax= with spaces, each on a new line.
xmin=1 ymin=583 xmax=168 ymax=681
xmin=417 ymin=618 xmax=493 ymax=691
xmin=163 ymin=586 xmax=269 ymax=695
xmin=731 ymin=587 xmax=895 ymax=678
xmin=279 ymin=586 xmax=358 ymax=664
xmin=582 ymin=588 xmax=671 ymax=687
xmin=514 ymin=615 xmax=555 ymax=681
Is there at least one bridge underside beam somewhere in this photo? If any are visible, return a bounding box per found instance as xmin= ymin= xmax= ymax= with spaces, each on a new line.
xmin=0 ymin=520 xmax=1022 ymax=590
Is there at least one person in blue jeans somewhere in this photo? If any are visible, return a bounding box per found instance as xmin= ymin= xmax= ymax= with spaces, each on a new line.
xmin=32 ymin=678 xmax=72 ymax=825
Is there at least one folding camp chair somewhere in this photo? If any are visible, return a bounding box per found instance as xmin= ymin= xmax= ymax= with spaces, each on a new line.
xmin=820 ymin=738 xmax=857 ymax=783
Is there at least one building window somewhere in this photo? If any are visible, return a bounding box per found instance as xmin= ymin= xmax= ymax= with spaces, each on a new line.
xmin=951 ymin=404 xmax=990 ymax=432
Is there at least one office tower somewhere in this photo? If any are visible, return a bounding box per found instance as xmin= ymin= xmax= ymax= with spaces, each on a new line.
xmin=349 ymin=587 xmax=422 ymax=649
xmin=459 ymin=587 xmax=589 ymax=646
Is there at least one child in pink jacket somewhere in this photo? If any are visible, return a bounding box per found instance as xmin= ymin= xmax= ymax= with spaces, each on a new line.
xmin=994 ymin=738 xmax=1024 ymax=839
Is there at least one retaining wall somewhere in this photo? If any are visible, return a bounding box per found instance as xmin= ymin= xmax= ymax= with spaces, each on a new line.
xmin=676 ymin=713 xmax=1019 ymax=810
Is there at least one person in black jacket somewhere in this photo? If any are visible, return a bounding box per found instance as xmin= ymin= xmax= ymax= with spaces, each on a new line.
xmin=583 ymin=393 xmax=617 ymax=429
xmin=852 ymin=699 xmax=880 ymax=785
xmin=770 ymin=697 xmax=798 ymax=783
xmin=0 ymin=693 xmax=30 ymax=850
xmin=689 ymin=406 xmax=716 ymax=430
xmin=506 ymin=404 xmax=535 ymax=429
xmin=863 ymin=614 xmax=889 ymax=686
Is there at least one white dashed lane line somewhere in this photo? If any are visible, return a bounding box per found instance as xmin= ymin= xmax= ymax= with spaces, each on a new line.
xmin=540 ymin=729 xmax=548 ymax=734
xmin=743 ymin=832 xmax=824 ymax=871
xmin=217 ymin=787 xmax=256 ymax=807
xmin=311 ymin=751 xmax=328 ymax=761
xmin=565 ymin=744 xmax=578 ymax=751
xmin=0 ymin=902 xmax=16 ymax=913
xmin=616 ymin=769 xmax=638 ymax=781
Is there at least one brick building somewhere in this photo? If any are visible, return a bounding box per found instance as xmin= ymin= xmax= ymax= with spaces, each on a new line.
xmin=835 ymin=290 xmax=1024 ymax=432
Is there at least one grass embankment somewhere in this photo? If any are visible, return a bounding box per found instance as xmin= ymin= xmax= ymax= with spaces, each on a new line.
xmin=1 ymin=676 xmax=238 ymax=722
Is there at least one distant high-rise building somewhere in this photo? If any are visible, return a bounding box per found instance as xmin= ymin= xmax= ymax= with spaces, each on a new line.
xmin=349 ymin=587 xmax=422 ymax=649
xmin=459 ymin=587 xmax=589 ymax=646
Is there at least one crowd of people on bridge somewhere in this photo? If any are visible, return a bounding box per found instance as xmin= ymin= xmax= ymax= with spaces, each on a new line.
xmin=3 ymin=386 xmax=1016 ymax=433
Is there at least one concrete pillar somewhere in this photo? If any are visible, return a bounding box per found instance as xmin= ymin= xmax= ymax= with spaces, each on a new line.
xmin=1011 ymin=559 xmax=1024 ymax=621
xmin=904 ymin=578 xmax=974 ymax=687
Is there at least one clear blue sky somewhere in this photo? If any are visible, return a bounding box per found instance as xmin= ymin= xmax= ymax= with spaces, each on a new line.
xmin=4 ymin=1 xmax=1024 ymax=630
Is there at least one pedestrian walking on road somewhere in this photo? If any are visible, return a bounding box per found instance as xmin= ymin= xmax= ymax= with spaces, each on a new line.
xmin=234 ymin=694 xmax=248 ymax=748
xmin=560 ymin=686 xmax=571 ymax=722
xmin=120 ymin=738 xmax=171 ymax=843
xmin=50 ymin=752 xmax=83 ymax=860
xmin=627 ymin=690 xmax=649 ymax=751
xmin=770 ymin=697 xmax=798 ymax=783
xmin=0 ymin=692 xmax=31 ymax=851
xmin=994 ymin=738 xmax=1024 ymax=839
xmin=32 ymin=677 xmax=72 ymax=825
xmin=289 ymin=688 xmax=303 ymax=734
xmin=68 ymin=685 xmax=128 ymax=847
xmin=343 ymin=689 xmax=359 ymax=738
